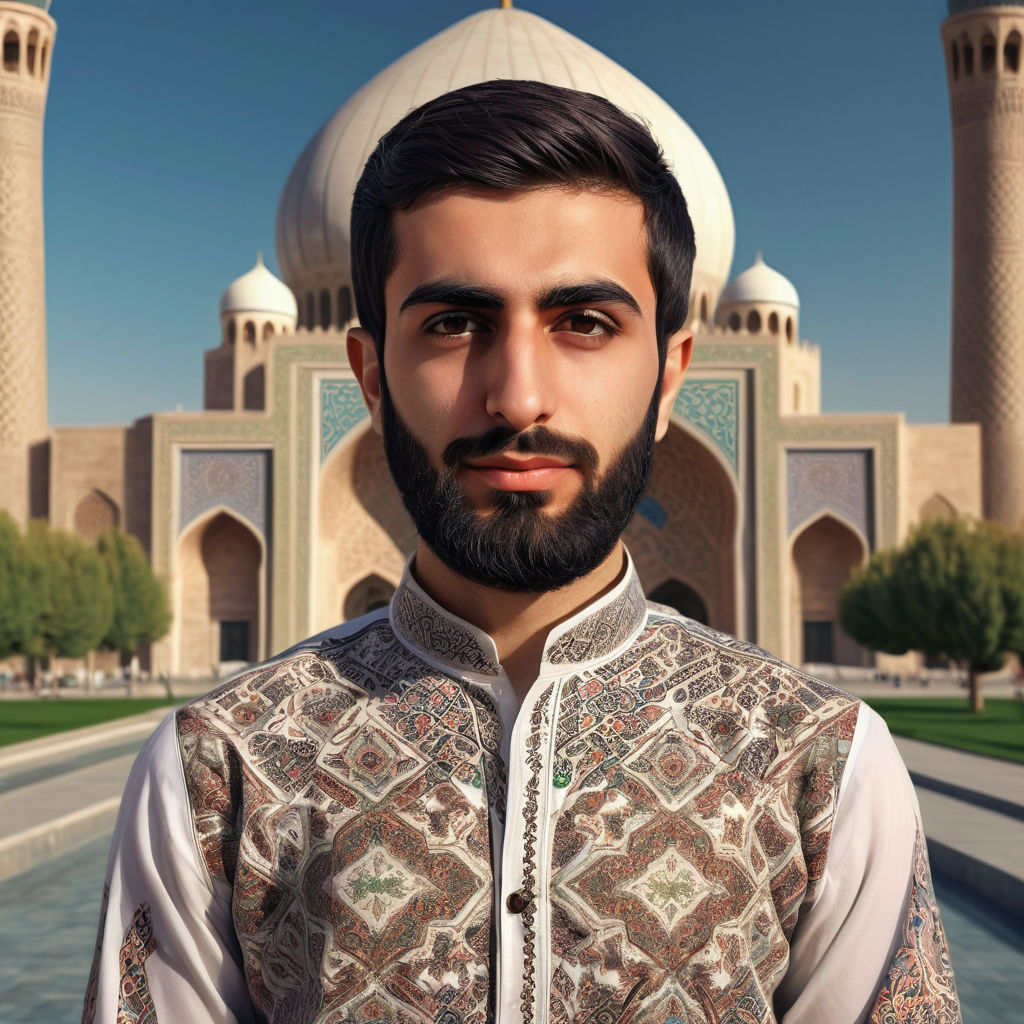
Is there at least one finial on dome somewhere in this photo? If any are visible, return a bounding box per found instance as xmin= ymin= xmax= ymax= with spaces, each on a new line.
xmin=500 ymin=0 xmax=513 ymax=9
xmin=755 ymin=251 xmax=764 ymax=264
xmin=257 ymin=250 xmax=264 ymax=267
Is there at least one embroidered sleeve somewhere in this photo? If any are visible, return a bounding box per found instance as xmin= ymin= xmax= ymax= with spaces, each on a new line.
xmin=775 ymin=706 xmax=961 ymax=1024
xmin=81 ymin=714 xmax=253 ymax=1024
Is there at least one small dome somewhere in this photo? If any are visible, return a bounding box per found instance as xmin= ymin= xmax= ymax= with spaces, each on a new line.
xmin=719 ymin=253 xmax=799 ymax=309
xmin=276 ymin=5 xmax=734 ymax=309
xmin=219 ymin=255 xmax=297 ymax=318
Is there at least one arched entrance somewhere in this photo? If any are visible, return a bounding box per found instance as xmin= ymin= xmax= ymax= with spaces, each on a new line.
xmin=316 ymin=426 xmax=415 ymax=632
xmin=789 ymin=514 xmax=868 ymax=666
xmin=648 ymin=578 xmax=709 ymax=623
xmin=343 ymin=573 xmax=395 ymax=620
xmin=73 ymin=489 xmax=119 ymax=541
xmin=177 ymin=510 xmax=263 ymax=677
xmin=624 ymin=422 xmax=738 ymax=633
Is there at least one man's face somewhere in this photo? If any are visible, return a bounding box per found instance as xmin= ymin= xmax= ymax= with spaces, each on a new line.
xmin=354 ymin=186 xmax=688 ymax=591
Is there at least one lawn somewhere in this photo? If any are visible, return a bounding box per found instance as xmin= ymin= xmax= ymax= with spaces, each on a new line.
xmin=865 ymin=697 xmax=1024 ymax=764
xmin=0 ymin=698 xmax=181 ymax=747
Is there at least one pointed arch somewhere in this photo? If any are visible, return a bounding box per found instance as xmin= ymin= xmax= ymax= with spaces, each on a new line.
xmin=3 ymin=29 xmax=19 ymax=72
xmin=787 ymin=511 xmax=869 ymax=666
xmin=315 ymin=423 xmax=415 ymax=634
xmin=625 ymin=420 xmax=740 ymax=634
xmin=343 ymin=573 xmax=396 ymax=621
xmin=920 ymin=492 xmax=956 ymax=521
xmin=73 ymin=489 xmax=120 ymax=541
xmin=174 ymin=507 xmax=265 ymax=677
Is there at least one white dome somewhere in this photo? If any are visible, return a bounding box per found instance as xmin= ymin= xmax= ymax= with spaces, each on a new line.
xmin=219 ymin=255 xmax=298 ymax=317
xmin=275 ymin=5 xmax=734 ymax=308
xmin=719 ymin=253 xmax=799 ymax=308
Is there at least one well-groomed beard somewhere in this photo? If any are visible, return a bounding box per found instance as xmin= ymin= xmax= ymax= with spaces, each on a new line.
xmin=378 ymin=378 xmax=659 ymax=592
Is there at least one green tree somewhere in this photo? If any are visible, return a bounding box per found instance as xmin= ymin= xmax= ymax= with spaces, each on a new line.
xmin=24 ymin=521 xmax=114 ymax=667
xmin=96 ymin=527 xmax=171 ymax=670
xmin=841 ymin=518 xmax=1006 ymax=713
xmin=0 ymin=512 xmax=48 ymax=664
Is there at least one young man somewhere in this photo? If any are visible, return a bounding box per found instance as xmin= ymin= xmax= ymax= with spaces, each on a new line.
xmin=84 ymin=82 xmax=960 ymax=1023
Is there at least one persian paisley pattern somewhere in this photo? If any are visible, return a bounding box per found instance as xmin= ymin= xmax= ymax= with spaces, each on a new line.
xmin=540 ymin=613 xmax=862 ymax=1023
xmin=177 ymin=621 xmax=503 ymax=1023
xmin=116 ymin=905 xmax=157 ymax=1024
xmin=869 ymin=827 xmax=962 ymax=1023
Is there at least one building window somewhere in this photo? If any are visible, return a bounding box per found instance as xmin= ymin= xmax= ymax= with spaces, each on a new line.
xmin=747 ymin=309 xmax=761 ymax=333
xmin=982 ymin=33 xmax=997 ymax=72
xmin=40 ymin=39 xmax=47 ymax=76
xmin=320 ymin=288 xmax=332 ymax=329
xmin=963 ymin=36 xmax=974 ymax=76
xmin=786 ymin=316 xmax=794 ymax=341
xmin=768 ymin=311 xmax=779 ymax=335
xmin=3 ymin=31 xmax=19 ymax=72
xmin=699 ymin=293 xmax=708 ymax=323
xmin=26 ymin=29 xmax=36 ymax=74
xmin=243 ymin=320 xmax=256 ymax=344
xmin=262 ymin=321 xmax=274 ymax=340
xmin=728 ymin=311 xmax=741 ymax=332
xmin=951 ymin=41 xmax=960 ymax=80
xmin=1006 ymin=32 xmax=1021 ymax=73
xmin=227 ymin=320 xmax=236 ymax=345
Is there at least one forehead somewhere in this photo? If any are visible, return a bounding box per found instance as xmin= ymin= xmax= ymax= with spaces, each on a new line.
xmin=386 ymin=186 xmax=654 ymax=308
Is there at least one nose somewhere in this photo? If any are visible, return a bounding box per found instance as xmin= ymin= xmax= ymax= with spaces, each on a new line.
xmin=482 ymin=325 xmax=554 ymax=431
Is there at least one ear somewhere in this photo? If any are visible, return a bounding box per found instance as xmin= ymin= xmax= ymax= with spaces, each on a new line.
xmin=347 ymin=328 xmax=384 ymax=434
xmin=654 ymin=328 xmax=692 ymax=441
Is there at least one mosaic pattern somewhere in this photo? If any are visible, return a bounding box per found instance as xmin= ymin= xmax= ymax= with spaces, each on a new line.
xmin=179 ymin=450 xmax=269 ymax=537
xmin=786 ymin=449 xmax=873 ymax=545
xmin=321 ymin=379 xmax=369 ymax=463
xmin=673 ymin=378 xmax=739 ymax=472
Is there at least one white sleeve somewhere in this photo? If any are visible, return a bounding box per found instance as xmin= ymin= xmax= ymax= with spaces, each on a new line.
xmin=775 ymin=705 xmax=922 ymax=1024
xmin=82 ymin=712 xmax=254 ymax=1024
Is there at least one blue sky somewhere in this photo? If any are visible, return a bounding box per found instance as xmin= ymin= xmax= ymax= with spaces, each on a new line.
xmin=42 ymin=0 xmax=954 ymax=425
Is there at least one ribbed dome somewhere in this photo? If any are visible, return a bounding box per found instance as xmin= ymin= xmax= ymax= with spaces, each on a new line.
xmin=719 ymin=253 xmax=799 ymax=308
xmin=219 ymin=255 xmax=297 ymax=317
xmin=275 ymin=5 xmax=734 ymax=310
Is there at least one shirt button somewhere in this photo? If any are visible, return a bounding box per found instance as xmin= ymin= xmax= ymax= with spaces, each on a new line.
xmin=506 ymin=890 xmax=531 ymax=914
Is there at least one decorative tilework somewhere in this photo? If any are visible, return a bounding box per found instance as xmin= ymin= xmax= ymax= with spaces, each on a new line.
xmin=179 ymin=450 xmax=269 ymax=537
xmin=321 ymin=379 xmax=369 ymax=463
xmin=636 ymin=495 xmax=667 ymax=529
xmin=673 ymin=379 xmax=739 ymax=471
xmin=787 ymin=449 xmax=873 ymax=546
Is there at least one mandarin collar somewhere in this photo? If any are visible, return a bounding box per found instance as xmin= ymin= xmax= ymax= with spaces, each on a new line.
xmin=389 ymin=550 xmax=648 ymax=679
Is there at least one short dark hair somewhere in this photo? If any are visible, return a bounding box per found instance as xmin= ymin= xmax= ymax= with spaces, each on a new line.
xmin=350 ymin=79 xmax=696 ymax=363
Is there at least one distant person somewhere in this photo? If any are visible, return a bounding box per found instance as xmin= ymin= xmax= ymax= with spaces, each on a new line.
xmin=83 ymin=81 xmax=960 ymax=1023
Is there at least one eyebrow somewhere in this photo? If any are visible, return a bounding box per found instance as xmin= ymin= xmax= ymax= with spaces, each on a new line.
xmin=399 ymin=278 xmax=643 ymax=318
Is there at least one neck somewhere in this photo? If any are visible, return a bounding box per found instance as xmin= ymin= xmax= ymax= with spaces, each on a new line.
xmin=412 ymin=540 xmax=627 ymax=701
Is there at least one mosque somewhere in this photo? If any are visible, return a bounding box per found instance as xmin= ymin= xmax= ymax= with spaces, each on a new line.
xmin=2 ymin=0 xmax=1015 ymax=678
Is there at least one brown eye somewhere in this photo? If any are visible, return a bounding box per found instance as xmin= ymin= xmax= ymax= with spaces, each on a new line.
xmin=425 ymin=313 xmax=487 ymax=337
xmin=557 ymin=310 xmax=615 ymax=337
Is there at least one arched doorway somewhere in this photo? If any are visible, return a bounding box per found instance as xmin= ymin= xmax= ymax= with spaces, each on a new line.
xmin=73 ymin=489 xmax=119 ymax=541
xmin=316 ymin=425 xmax=416 ymax=633
xmin=624 ymin=422 xmax=738 ymax=633
xmin=789 ymin=514 xmax=868 ymax=666
xmin=343 ymin=573 xmax=395 ymax=621
xmin=648 ymin=578 xmax=709 ymax=623
xmin=177 ymin=511 xmax=263 ymax=677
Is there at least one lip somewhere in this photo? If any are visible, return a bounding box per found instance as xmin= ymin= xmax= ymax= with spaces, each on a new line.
xmin=462 ymin=455 xmax=577 ymax=491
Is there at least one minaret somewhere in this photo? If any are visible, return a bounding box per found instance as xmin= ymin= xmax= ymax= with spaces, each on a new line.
xmin=942 ymin=2 xmax=1024 ymax=525
xmin=0 ymin=1 xmax=55 ymax=525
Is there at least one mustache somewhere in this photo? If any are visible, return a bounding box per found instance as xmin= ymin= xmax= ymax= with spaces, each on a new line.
xmin=442 ymin=426 xmax=599 ymax=474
